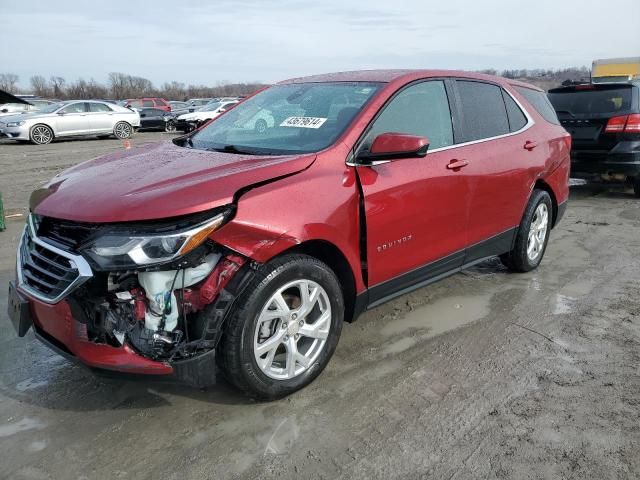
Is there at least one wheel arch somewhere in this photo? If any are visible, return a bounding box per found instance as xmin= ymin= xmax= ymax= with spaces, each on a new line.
xmin=533 ymin=179 xmax=558 ymax=227
xmin=30 ymin=122 xmax=56 ymax=139
xmin=281 ymin=240 xmax=358 ymax=323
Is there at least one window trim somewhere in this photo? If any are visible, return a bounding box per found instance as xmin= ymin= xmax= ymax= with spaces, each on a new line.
xmin=448 ymin=78 xmax=534 ymax=148
xmin=348 ymin=78 xmax=456 ymax=165
xmin=346 ymin=78 xmax=534 ymax=166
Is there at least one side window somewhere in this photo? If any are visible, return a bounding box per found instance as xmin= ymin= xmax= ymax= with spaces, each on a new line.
xmin=128 ymin=100 xmax=142 ymax=108
xmin=502 ymin=90 xmax=528 ymax=132
xmin=154 ymin=99 xmax=167 ymax=107
xmin=62 ymin=102 xmax=87 ymax=114
xmin=456 ymin=81 xmax=509 ymax=142
xmin=514 ymin=86 xmax=560 ymax=125
xmin=364 ymin=80 xmax=453 ymax=150
xmin=89 ymin=103 xmax=112 ymax=113
xmin=142 ymin=100 xmax=154 ymax=108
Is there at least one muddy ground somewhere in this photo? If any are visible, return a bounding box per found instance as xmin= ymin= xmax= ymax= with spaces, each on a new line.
xmin=0 ymin=134 xmax=639 ymax=479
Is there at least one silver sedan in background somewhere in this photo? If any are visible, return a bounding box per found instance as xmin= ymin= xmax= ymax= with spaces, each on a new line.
xmin=0 ymin=100 xmax=141 ymax=144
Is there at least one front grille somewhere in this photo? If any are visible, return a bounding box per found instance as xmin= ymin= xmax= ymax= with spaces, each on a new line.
xmin=35 ymin=215 xmax=101 ymax=252
xmin=17 ymin=217 xmax=93 ymax=304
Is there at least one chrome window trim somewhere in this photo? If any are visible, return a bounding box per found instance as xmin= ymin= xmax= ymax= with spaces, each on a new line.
xmin=16 ymin=215 xmax=93 ymax=305
xmin=346 ymin=83 xmax=535 ymax=167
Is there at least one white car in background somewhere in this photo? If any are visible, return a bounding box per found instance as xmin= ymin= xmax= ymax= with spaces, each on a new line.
xmin=0 ymin=100 xmax=141 ymax=144
xmin=0 ymin=99 xmax=56 ymax=117
xmin=175 ymin=100 xmax=239 ymax=131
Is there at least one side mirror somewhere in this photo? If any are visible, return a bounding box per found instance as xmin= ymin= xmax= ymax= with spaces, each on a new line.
xmin=0 ymin=109 xmax=7 ymax=113
xmin=57 ymin=111 xmax=66 ymax=115
xmin=139 ymin=112 xmax=146 ymax=118
xmin=357 ymin=132 xmax=429 ymax=164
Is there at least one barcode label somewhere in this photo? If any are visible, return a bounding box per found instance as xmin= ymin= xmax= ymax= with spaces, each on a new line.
xmin=280 ymin=116 xmax=327 ymax=129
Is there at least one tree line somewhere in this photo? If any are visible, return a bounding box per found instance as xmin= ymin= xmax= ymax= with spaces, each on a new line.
xmin=0 ymin=67 xmax=591 ymax=100
xmin=0 ymin=72 xmax=267 ymax=101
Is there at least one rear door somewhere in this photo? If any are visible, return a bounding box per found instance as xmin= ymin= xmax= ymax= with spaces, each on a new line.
xmin=356 ymin=80 xmax=469 ymax=301
xmin=87 ymin=102 xmax=115 ymax=132
xmin=450 ymin=80 xmax=538 ymax=260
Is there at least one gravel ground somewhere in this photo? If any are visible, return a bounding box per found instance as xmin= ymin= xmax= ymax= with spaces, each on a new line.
xmin=0 ymin=134 xmax=639 ymax=479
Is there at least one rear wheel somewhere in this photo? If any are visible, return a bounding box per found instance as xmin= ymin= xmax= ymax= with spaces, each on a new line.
xmin=164 ymin=121 xmax=176 ymax=133
xmin=30 ymin=124 xmax=53 ymax=145
xmin=219 ymin=254 xmax=344 ymax=399
xmin=500 ymin=190 xmax=552 ymax=272
xmin=113 ymin=121 xmax=132 ymax=139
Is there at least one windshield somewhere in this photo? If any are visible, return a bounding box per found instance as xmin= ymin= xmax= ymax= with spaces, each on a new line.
xmin=189 ymin=82 xmax=382 ymax=154
xmin=548 ymin=86 xmax=633 ymax=116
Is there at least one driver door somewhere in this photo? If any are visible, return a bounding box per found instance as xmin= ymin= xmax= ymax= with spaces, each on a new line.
xmin=55 ymin=102 xmax=90 ymax=135
xmin=354 ymin=80 xmax=470 ymax=303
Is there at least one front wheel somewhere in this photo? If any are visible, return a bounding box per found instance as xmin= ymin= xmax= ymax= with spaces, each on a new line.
xmin=219 ymin=254 xmax=344 ymax=399
xmin=30 ymin=124 xmax=54 ymax=145
xmin=113 ymin=121 xmax=132 ymax=139
xmin=500 ymin=190 xmax=552 ymax=272
xmin=164 ymin=121 xmax=176 ymax=133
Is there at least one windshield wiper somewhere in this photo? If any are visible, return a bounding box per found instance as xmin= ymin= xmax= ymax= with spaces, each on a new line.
xmin=206 ymin=144 xmax=262 ymax=155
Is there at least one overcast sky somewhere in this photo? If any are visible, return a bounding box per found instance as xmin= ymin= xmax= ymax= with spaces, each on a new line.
xmin=2 ymin=0 xmax=639 ymax=87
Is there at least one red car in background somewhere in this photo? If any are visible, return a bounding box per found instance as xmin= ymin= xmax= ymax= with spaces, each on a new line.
xmin=9 ymin=70 xmax=570 ymax=399
xmin=123 ymin=97 xmax=171 ymax=111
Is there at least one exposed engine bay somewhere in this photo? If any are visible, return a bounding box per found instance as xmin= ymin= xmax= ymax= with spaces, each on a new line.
xmin=69 ymin=243 xmax=247 ymax=363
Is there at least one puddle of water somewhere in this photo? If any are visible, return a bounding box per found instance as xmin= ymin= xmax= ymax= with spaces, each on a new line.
xmin=16 ymin=378 xmax=49 ymax=392
xmin=381 ymin=295 xmax=491 ymax=338
xmin=264 ymin=417 xmax=299 ymax=455
xmin=553 ymin=294 xmax=576 ymax=315
xmin=27 ymin=440 xmax=48 ymax=452
xmin=381 ymin=337 xmax=418 ymax=355
xmin=0 ymin=417 xmax=46 ymax=438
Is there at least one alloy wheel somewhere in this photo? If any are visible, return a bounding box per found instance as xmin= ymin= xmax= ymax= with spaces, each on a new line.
xmin=253 ymin=279 xmax=332 ymax=380
xmin=114 ymin=122 xmax=132 ymax=139
xmin=527 ymin=203 xmax=549 ymax=261
xmin=32 ymin=125 xmax=52 ymax=144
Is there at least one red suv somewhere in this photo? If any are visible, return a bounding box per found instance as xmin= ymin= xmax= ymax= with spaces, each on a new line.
xmin=8 ymin=70 xmax=570 ymax=399
xmin=124 ymin=97 xmax=171 ymax=111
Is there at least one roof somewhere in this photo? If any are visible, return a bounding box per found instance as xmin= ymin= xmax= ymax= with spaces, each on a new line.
xmin=278 ymin=69 xmax=541 ymax=90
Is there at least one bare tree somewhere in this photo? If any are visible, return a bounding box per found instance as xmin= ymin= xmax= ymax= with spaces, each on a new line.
xmin=30 ymin=75 xmax=50 ymax=97
xmin=0 ymin=73 xmax=20 ymax=93
xmin=49 ymin=76 xmax=66 ymax=98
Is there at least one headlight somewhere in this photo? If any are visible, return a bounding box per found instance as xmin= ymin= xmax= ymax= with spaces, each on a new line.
xmin=84 ymin=212 xmax=229 ymax=269
xmin=6 ymin=121 xmax=26 ymax=127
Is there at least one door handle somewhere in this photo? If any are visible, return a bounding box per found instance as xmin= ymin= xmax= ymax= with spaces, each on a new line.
xmin=524 ymin=140 xmax=538 ymax=151
xmin=446 ymin=159 xmax=469 ymax=170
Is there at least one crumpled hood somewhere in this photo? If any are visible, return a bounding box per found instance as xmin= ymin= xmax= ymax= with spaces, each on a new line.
xmin=31 ymin=141 xmax=315 ymax=222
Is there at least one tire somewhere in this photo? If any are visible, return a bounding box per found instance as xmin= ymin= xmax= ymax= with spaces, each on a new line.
xmin=29 ymin=124 xmax=54 ymax=145
xmin=164 ymin=121 xmax=176 ymax=133
xmin=500 ymin=190 xmax=553 ymax=272
xmin=219 ymin=254 xmax=344 ymax=399
xmin=113 ymin=121 xmax=132 ymax=139
xmin=633 ymin=177 xmax=640 ymax=198
xmin=255 ymin=119 xmax=268 ymax=134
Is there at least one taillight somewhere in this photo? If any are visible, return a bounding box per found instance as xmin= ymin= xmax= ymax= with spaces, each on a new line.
xmin=604 ymin=114 xmax=640 ymax=133
xmin=562 ymin=133 xmax=572 ymax=151
xmin=605 ymin=115 xmax=628 ymax=133
xmin=625 ymin=114 xmax=640 ymax=132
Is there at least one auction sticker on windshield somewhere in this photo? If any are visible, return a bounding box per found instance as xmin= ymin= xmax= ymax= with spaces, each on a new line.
xmin=280 ymin=116 xmax=327 ymax=128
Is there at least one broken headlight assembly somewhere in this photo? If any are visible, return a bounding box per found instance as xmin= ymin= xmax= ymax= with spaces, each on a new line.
xmin=83 ymin=210 xmax=231 ymax=270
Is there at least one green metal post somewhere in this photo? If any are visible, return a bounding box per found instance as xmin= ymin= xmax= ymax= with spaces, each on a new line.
xmin=0 ymin=192 xmax=5 ymax=231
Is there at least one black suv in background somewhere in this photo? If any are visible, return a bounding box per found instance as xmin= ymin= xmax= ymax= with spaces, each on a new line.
xmin=548 ymin=82 xmax=640 ymax=196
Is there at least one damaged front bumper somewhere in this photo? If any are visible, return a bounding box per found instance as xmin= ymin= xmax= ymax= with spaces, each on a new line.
xmin=9 ymin=213 xmax=255 ymax=388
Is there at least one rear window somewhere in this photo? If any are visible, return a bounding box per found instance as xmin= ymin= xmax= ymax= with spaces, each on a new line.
xmin=547 ymin=86 xmax=633 ymax=116
xmin=515 ymin=86 xmax=560 ymax=125
xmin=456 ymin=80 xmax=509 ymax=142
